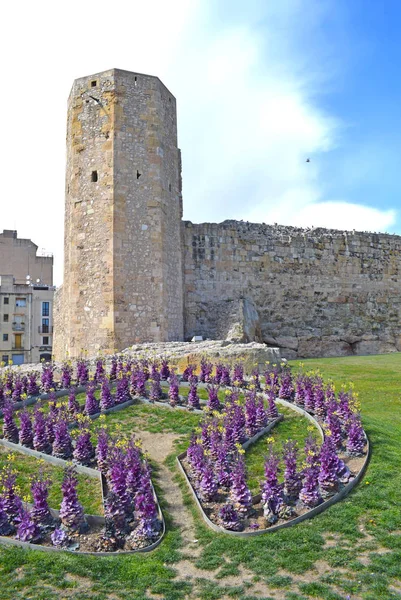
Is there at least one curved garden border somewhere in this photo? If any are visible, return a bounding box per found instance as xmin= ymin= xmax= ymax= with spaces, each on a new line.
xmin=177 ymin=397 xmax=370 ymax=537
xmin=0 ymin=441 xmax=165 ymax=555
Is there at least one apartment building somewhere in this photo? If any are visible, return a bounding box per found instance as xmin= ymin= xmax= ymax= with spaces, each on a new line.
xmin=0 ymin=231 xmax=54 ymax=365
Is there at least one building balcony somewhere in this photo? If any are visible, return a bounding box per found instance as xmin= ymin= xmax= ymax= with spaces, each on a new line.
xmin=12 ymin=322 xmax=25 ymax=331
xmin=12 ymin=346 xmax=25 ymax=351
xmin=39 ymin=345 xmax=52 ymax=352
xmin=38 ymin=326 xmax=53 ymax=334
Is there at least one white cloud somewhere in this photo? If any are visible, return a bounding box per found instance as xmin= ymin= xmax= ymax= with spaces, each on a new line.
xmin=247 ymin=199 xmax=397 ymax=232
xmin=0 ymin=0 xmax=396 ymax=285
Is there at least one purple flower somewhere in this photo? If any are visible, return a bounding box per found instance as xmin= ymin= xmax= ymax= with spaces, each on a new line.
xmin=218 ymin=503 xmax=244 ymax=531
xmin=115 ymin=375 xmax=131 ymax=405
xmin=0 ymin=468 xmax=23 ymax=524
xmin=27 ymin=372 xmax=40 ymax=397
xmin=76 ymin=359 xmax=89 ymax=386
xmin=51 ymin=527 xmax=70 ymax=548
xmin=2 ymin=401 xmax=19 ymax=443
xmin=318 ymin=437 xmax=340 ymax=494
xmin=215 ymin=363 xmax=223 ymax=385
xmin=59 ymin=467 xmax=86 ymax=532
xmin=256 ymin=396 xmax=269 ymax=430
xmin=0 ymin=498 xmax=13 ymax=536
xmin=30 ymin=474 xmax=53 ymax=527
xmin=206 ymin=385 xmax=221 ymax=412
xmin=245 ymin=391 xmax=259 ymax=437
xmin=199 ymin=463 xmax=218 ymax=502
xmin=16 ymin=510 xmax=42 ymax=543
xmin=108 ymin=449 xmax=131 ymax=514
xmin=100 ymin=378 xmax=115 ymax=411
xmin=67 ymin=388 xmax=80 ymax=415
xmin=299 ymin=466 xmax=322 ymax=507
xmin=220 ymin=366 xmax=231 ymax=387
xmin=94 ymin=358 xmax=105 ymax=384
xmin=104 ymin=492 xmax=128 ymax=536
xmin=11 ymin=378 xmax=24 ymax=403
xmin=294 ymin=375 xmax=305 ymax=406
xmin=73 ymin=429 xmax=94 ymax=465
xmin=168 ymin=370 xmax=180 ymax=406
xmin=160 ymin=358 xmax=170 ymax=381
xmin=33 ymin=409 xmax=50 ymax=453
xmin=232 ymin=363 xmax=245 ymax=387
xmin=95 ymin=428 xmax=110 ymax=473
xmin=182 ymin=364 xmax=195 ymax=382
xmin=304 ymin=377 xmax=315 ymax=412
xmin=283 ymin=440 xmax=302 ymax=501
xmin=133 ymin=369 xmax=147 ymax=397
xmin=229 ymin=457 xmax=252 ymax=516
xmin=84 ymin=383 xmax=100 ymax=416
xmin=109 ymin=356 xmax=118 ymax=381
xmin=125 ymin=441 xmax=142 ymax=498
xmin=52 ymin=419 xmax=73 ymax=459
xmin=19 ymin=410 xmax=34 ymax=448
xmin=325 ymin=408 xmax=343 ymax=450
xmin=187 ymin=377 xmax=200 ymax=410
xmin=41 ymin=362 xmax=55 ymax=393
xmin=261 ymin=449 xmax=283 ymax=522
xmin=313 ymin=383 xmax=326 ymax=419
xmin=346 ymin=414 xmax=366 ymax=456
xmin=267 ymin=390 xmax=279 ymax=420
xmin=60 ymin=362 xmax=73 ymax=389
xmin=278 ymin=368 xmax=294 ymax=400
xmin=149 ymin=373 xmax=162 ymax=402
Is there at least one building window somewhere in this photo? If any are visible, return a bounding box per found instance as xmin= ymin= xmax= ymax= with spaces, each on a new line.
xmin=3 ymin=334 xmax=8 ymax=341
xmin=3 ymin=314 xmax=8 ymax=322
xmin=91 ymin=170 xmax=98 ymax=182
xmin=42 ymin=318 xmax=49 ymax=333
xmin=91 ymin=80 xmax=97 ymax=87
xmin=16 ymin=298 xmax=27 ymax=307
xmin=42 ymin=302 xmax=50 ymax=317
xmin=4 ymin=298 xmax=9 ymax=305
xmin=43 ymin=336 xmax=49 ymax=345
xmin=2 ymin=355 xmax=8 ymax=364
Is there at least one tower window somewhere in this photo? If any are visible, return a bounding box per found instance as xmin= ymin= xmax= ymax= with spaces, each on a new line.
xmin=134 ymin=76 xmax=138 ymax=87
xmin=91 ymin=171 xmax=98 ymax=182
xmin=169 ymin=183 xmax=172 ymax=192
xmin=136 ymin=170 xmax=141 ymax=179
xmin=91 ymin=80 xmax=97 ymax=87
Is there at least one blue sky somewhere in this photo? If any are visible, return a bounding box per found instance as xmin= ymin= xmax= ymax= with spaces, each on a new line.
xmin=309 ymin=0 xmax=401 ymax=225
xmin=0 ymin=0 xmax=400 ymax=284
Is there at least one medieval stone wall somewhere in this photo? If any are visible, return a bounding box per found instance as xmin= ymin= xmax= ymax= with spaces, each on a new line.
xmin=182 ymin=220 xmax=401 ymax=358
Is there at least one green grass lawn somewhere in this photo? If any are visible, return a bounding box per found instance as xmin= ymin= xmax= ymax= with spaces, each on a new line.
xmin=0 ymin=354 xmax=400 ymax=599
xmin=0 ymin=447 xmax=103 ymax=516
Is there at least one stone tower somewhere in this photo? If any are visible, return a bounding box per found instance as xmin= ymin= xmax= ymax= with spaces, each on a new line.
xmin=54 ymin=69 xmax=184 ymax=359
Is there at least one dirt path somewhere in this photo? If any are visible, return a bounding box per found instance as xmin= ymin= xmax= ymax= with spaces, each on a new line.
xmin=136 ymin=431 xmax=199 ymax=549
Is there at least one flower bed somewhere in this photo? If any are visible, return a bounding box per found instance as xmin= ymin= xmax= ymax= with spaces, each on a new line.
xmin=0 ymin=356 xmax=369 ymax=546
xmin=0 ymin=429 xmax=164 ymax=553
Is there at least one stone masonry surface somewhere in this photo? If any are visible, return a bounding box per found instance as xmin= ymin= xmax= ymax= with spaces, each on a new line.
xmin=182 ymin=220 xmax=401 ymax=358
xmin=54 ymin=69 xmax=401 ymax=360
xmin=54 ymin=69 xmax=183 ymax=359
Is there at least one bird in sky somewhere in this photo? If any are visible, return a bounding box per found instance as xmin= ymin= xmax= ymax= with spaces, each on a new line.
xmin=306 ymin=158 xmax=311 ymax=163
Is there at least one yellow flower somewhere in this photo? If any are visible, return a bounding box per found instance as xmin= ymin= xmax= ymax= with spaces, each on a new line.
xmin=266 ymin=437 xmax=275 ymax=444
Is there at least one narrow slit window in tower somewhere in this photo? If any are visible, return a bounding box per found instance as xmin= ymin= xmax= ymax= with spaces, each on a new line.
xmin=134 ymin=76 xmax=138 ymax=87
xmin=91 ymin=171 xmax=98 ymax=182
xmin=136 ymin=170 xmax=141 ymax=179
xmin=91 ymin=80 xmax=97 ymax=87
